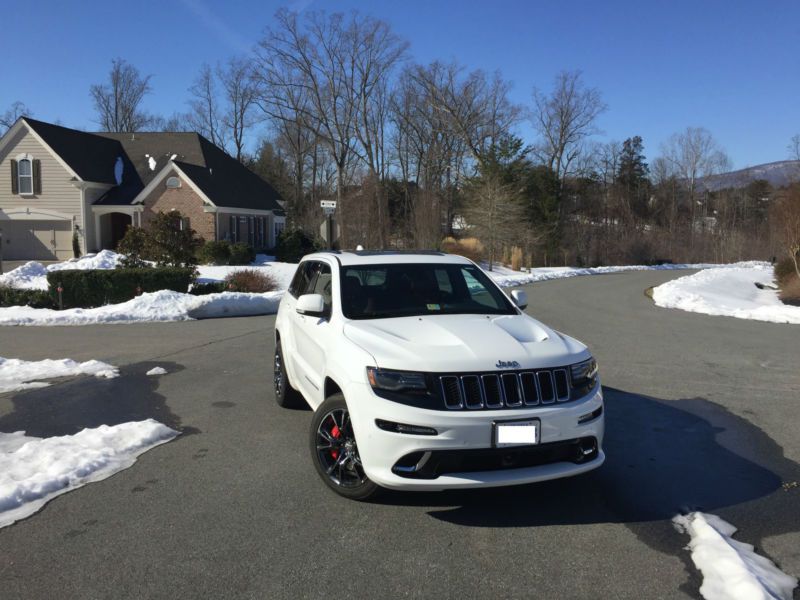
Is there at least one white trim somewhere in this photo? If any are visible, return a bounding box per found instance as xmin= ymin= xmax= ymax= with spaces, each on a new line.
xmin=207 ymin=206 xmax=278 ymax=216
xmin=0 ymin=206 xmax=74 ymax=221
xmin=15 ymin=155 xmax=34 ymax=195
xmin=91 ymin=205 xmax=143 ymax=217
xmin=127 ymin=163 xmax=177 ymax=205
xmin=0 ymin=119 xmax=26 ymax=158
xmin=170 ymin=163 xmax=217 ymax=206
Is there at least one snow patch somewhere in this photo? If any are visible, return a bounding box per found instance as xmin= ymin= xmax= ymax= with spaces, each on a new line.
xmin=0 ymin=289 xmax=283 ymax=326
xmin=0 ymin=420 xmax=179 ymax=528
xmin=0 ymin=357 xmax=118 ymax=393
xmin=148 ymin=156 xmax=157 ymax=171
xmin=485 ymin=261 xmax=769 ymax=289
xmin=0 ymin=250 xmax=124 ymax=290
xmin=673 ymin=512 xmax=797 ymax=600
xmin=652 ymin=266 xmax=800 ymax=324
xmin=114 ymin=156 xmax=123 ymax=185
xmin=146 ymin=366 xmax=167 ymax=376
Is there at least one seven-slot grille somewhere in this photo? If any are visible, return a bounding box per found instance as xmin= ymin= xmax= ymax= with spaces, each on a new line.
xmin=439 ymin=369 xmax=570 ymax=410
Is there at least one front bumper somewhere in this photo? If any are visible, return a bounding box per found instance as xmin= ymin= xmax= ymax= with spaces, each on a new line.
xmin=345 ymin=381 xmax=605 ymax=491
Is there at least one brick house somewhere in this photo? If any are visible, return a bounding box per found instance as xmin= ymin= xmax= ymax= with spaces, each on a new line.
xmin=0 ymin=117 xmax=285 ymax=260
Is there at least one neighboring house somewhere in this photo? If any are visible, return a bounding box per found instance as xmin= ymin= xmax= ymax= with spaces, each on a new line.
xmin=0 ymin=117 xmax=285 ymax=260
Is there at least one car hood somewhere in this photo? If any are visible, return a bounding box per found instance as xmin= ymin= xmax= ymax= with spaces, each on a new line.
xmin=343 ymin=313 xmax=589 ymax=372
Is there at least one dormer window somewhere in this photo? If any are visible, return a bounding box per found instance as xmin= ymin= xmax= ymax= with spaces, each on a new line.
xmin=18 ymin=158 xmax=33 ymax=195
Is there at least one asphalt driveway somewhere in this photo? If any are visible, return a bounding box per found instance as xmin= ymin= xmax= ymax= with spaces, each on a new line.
xmin=0 ymin=270 xmax=798 ymax=599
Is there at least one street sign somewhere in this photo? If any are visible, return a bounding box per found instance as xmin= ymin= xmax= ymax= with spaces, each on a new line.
xmin=323 ymin=207 xmax=335 ymax=216
xmin=320 ymin=220 xmax=341 ymax=243
xmin=320 ymin=200 xmax=337 ymax=209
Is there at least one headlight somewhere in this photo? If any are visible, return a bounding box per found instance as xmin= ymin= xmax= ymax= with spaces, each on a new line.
xmin=367 ymin=367 xmax=428 ymax=393
xmin=570 ymin=357 xmax=598 ymax=387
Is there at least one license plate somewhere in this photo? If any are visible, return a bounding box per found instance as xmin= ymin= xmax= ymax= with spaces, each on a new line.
xmin=493 ymin=419 xmax=540 ymax=447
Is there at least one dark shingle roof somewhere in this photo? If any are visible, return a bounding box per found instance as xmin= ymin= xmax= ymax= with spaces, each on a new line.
xmin=95 ymin=132 xmax=283 ymax=211
xmin=22 ymin=119 xmax=283 ymax=211
xmin=24 ymin=118 xmax=122 ymax=184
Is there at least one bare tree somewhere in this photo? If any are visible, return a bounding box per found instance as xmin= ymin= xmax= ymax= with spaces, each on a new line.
xmin=531 ymin=71 xmax=606 ymax=183
xmin=256 ymin=10 xmax=407 ymax=246
xmin=789 ymin=134 xmax=800 ymax=161
xmin=771 ymin=186 xmax=800 ymax=279
xmin=187 ymin=64 xmax=226 ymax=147
xmin=90 ymin=59 xmax=154 ymax=132
xmin=463 ymin=174 xmax=529 ymax=270
xmin=0 ymin=101 xmax=31 ymax=134
xmin=660 ymin=126 xmax=730 ymax=241
xmin=219 ymin=57 xmax=259 ymax=162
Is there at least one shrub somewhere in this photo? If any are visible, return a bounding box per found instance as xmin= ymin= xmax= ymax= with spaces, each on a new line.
xmin=190 ymin=281 xmax=227 ymax=296
xmin=440 ymin=237 xmax=484 ymax=262
xmin=116 ymin=225 xmax=150 ymax=268
xmin=223 ymin=269 xmax=278 ymax=293
xmin=197 ymin=240 xmax=232 ymax=265
xmin=142 ymin=211 xmax=204 ymax=267
xmin=72 ymin=230 xmax=81 ymax=259
xmin=229 ymin=242 xmax=256 ymax=265
xmin=0 ymin=285 xmax=54 ymax=309
xmin=779 ymin=273 xmax=800 ymax=306
xmin=46 ymin=268 xmax=196 ymax=309
xmin=774 ymin=257 xmax=797 ymax=287
xmin=275 ymin=229 xmax=321 ymax=263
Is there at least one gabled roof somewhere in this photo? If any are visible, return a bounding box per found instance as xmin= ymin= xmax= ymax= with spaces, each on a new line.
xmin=94 ymin=132 xmax=283 ymax=212
xmin=8 ymin=118 xmax=283 ymax=212
xmin=23 ymin=118 xmax=122 ymax=184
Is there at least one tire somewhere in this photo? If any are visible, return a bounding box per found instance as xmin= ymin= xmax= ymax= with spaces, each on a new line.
xmin=273 ymin=338 xmax=303 ymax=409
xmin=310 ymin=393 xmax=381 ymax=501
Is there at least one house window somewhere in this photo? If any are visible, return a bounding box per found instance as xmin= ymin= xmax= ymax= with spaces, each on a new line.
xmin=230 ymin=215 xmax=238 ymax=242
xmin=274 ymin=220 xmax=285 ymax=242
xmin=18 ymin=159 xmax=33 ymax=195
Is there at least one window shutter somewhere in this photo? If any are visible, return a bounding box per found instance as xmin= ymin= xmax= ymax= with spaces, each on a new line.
xmin=32 ymin=159 xmax=42 ymax=194
xmin=10 ymin=160 xmax=18 ymax=194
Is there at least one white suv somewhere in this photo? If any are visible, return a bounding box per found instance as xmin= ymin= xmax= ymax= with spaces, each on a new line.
xmin=274 ymin=251 xmax=604 ymax=500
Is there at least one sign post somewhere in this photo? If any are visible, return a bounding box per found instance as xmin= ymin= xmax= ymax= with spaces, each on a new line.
xmin=320 ymin=200 xmax=337 ymax=250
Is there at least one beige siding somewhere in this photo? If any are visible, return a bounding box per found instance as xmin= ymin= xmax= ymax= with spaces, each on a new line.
xmin=0 ymin=126 xmax=81 ymax=217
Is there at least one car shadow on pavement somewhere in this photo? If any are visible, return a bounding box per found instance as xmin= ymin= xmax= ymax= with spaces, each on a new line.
xmin=380 ymin=387 xmax=800 ymax=564
xmin=0 ymin=361 xmax=199 ymax=438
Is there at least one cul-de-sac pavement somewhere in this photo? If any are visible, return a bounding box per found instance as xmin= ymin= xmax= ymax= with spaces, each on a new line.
xmin=1 ymin=270 xmax=798 ymax=599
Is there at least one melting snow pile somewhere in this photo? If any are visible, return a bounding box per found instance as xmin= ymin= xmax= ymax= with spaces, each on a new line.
xmin=0 ymin=250 xmax=123 ymax=290
xmin=0 ymin=420 xmax=179 ymax=528
xmin=673 ymin=512 xmax=797 ymax=600
xmin=146 ymin=366 xmax=167 ymax=376
xmin=0 ymin=357 xmax=118 ymax=393
xmin=0 ymin=289 xmax=284 ymax=326
xmin=652 ymin=265 xmax=800 ymax=324
xmin=487 ymin=261 xmax=768 ymax=288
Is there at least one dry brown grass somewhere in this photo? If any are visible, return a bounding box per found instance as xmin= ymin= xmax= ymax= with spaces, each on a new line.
xmin=510 ymin=246 xmax=524 ymax=271
xmin=223 ymin=269 xmax=278 ymax=293
xmin=440 ymin=237 xmax=484 ymax=262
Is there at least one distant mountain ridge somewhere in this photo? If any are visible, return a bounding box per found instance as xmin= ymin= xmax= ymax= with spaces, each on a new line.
xmin=698 ymin=160 xmax=800 ymax=191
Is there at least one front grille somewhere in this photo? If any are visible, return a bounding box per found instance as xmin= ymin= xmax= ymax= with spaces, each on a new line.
xmin=439 ymin=368 xmax=572 ymax=410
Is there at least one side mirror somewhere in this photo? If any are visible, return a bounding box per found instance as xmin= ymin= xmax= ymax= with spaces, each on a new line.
xmin=511 ymin=289 xmax=528 ymax=310
xmin=296 ymin=293 xmax=327 ymax=317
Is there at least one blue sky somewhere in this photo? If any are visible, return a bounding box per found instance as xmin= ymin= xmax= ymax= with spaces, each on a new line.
xmin=2 ymin=0 xmax=798 ymax=169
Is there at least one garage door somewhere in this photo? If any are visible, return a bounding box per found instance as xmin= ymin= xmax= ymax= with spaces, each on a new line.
xmin=1 ymin=220 xmax=73 ymax=261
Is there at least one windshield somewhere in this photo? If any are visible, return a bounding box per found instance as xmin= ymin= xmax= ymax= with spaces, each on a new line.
xmin=340 ymin=263 xmax=517 ymax=319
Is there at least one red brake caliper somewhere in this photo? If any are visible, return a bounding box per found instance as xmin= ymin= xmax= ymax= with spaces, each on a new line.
xmin=330 ymin=422 xmax=341 ymax=460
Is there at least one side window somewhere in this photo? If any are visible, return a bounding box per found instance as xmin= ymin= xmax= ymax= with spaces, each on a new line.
xmin=288 ymin=262 xmax=316 ymax=297
xmin=310 ymin=263 xmax=332 ymax=312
